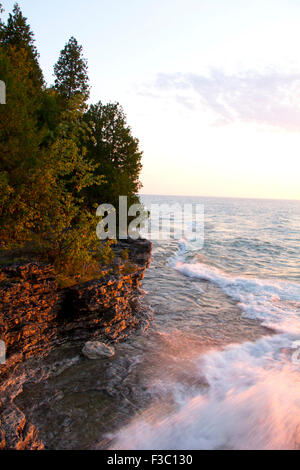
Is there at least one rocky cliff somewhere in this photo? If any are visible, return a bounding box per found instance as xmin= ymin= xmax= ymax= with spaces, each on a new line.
xmin=0 ymin=239 xmax=152 ymax=450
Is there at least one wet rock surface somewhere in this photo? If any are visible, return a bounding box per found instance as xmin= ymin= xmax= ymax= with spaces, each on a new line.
xmin=0 ymin=239 xmax=152 ymax=450
xmin=82 ymin=341 xmax=115 ymax=360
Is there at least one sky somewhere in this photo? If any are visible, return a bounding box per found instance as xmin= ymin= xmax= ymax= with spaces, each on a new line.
xmin=2 ymin=0 xmax=300 ymax=200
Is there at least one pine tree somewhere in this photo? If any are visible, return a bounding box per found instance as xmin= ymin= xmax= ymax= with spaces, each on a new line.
xmin=0 ymin=4 xmax=45 ymax=242
xmin=54 ymin=37 xmax=90 ymax=101
xmin=1 ymin=3 xmax=44 ymax=88
xmin=0 ymin=5 xmax=113 ymax=277
xmin=3 ymin=3 xmax=35 ymax=48
xmin=0 ymin=4 xmax=44 ymax=173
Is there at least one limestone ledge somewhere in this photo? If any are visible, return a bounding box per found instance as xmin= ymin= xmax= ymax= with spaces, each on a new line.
xmin=0 ymin=239 xmax=152 ymax=450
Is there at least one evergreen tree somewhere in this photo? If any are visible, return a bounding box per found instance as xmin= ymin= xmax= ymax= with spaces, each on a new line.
xmin=0 ymin=3 xmax=44 ymax=88
xmin=3 ymin=3 xmax=35 ymax=48
xmin=54 ymin=36 xmax=89 ymax=101
xmin=0 ymin=46 xmax=42 ymax=173
xmin=0 ymin=4 xmax=44 ymax=173
xmin=84 ymin=102 xmax=143 ymax=210
xmin=0 ymin=39 xmax=46 ymax=248
xmin=0 ymin=4 xmax=145 ymax=277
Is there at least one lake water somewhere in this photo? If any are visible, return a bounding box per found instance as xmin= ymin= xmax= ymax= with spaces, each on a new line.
xmin=17 ymin=196 xmax=300 ymax=450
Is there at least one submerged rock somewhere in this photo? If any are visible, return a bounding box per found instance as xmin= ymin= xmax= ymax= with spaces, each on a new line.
xmin=82 ymin=341 xmax=115 ymax=360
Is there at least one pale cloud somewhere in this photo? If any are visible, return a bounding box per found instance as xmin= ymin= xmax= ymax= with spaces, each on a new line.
xmin=139 ymin=69 xmax=300 ymax=131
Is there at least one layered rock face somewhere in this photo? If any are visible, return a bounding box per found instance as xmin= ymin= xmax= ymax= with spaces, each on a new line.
xmin=0 ymin=264 xmax=62 ymax=380
xmin=0 ymin=239 xmax=152 ymax=450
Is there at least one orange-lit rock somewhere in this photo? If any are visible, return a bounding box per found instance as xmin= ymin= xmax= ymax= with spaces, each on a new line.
xmin=0 ymin=239 xmax=152 ymax=450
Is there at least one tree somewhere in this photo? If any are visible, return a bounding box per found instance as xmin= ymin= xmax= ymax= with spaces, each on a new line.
xmin=0 ymin=4 xmax=44 ymax=245
xmin=0 ymin=88 xmax=105 ymax=276
xmin=0 ymin=3 xmax=44 ymax=88
xmin=25 ymin=96 xmax=104 ymax=276
xmin=54 ymin=36 xmax=89 ymax=101
xmin=0 ymin=49 xmax=43 ymax=174
xmin=0 ymin=4 xmax=144 ymax=278
xmin=0 ymin=42 xmax=46 ymax=243
xmin=0 ymin=7 xmax=103 ymax=276
xmin=84 ymin=102 xmax=143 ymax=210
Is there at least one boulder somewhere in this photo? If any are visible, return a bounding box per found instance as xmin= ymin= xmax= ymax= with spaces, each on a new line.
xmin=82 ymin=341 xmax=115 ymax=360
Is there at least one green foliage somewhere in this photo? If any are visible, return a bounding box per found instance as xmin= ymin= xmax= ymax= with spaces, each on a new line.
xmin=1 ymin=3 xmax=44 ymax=88
xmin=2 ymin=3 xmax=35 ymax=48
xmin=84 ymin=101 xmax=143 ymax=210
xmin=0 ymin=5 xmax=143 ymax=281
xmin=54 ymin=36 xmax=89 ymax=102
xmin=0 ymin=46 xmax=43 ymax=173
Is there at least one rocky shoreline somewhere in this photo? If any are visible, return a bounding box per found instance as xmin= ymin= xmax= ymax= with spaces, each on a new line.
xmin=0 ymin=239 xmax=152 ymax=450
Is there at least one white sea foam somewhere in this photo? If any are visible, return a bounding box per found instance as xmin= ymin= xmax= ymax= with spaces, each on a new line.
xmin=109 ymin=333 xmax=300 ymax=450
xmin=175 ymin=260 xmax=300 ymax=335
xmin=107 ymin=197 xmax=300 ymax=450
xmin=109 ymin=257 xmax=300 ymax=450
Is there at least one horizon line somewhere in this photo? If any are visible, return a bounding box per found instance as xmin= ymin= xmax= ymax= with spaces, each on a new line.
xmin=139 ymin=193 xmax=300 ymax=202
